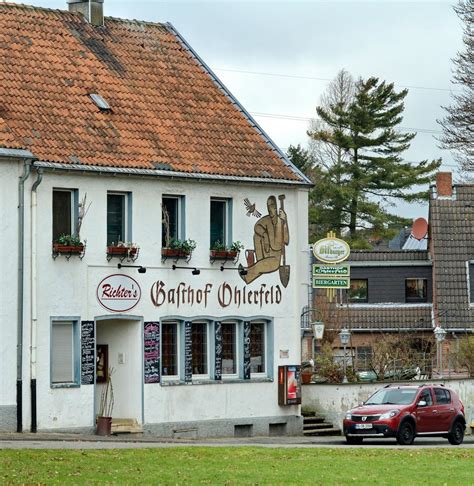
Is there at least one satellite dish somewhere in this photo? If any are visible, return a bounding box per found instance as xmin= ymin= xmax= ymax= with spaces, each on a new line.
xmin=412 ymin=217 xmax=428 ymax=240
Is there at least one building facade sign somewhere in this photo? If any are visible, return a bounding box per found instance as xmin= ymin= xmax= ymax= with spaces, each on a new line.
xmin=96 ymin=274 xmax=142 ymax=312
xmin=313 ymin=237 xmax=350 ymax=264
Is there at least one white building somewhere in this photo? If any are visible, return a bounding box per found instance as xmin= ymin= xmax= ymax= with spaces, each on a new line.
xmin=0 ymin=1 xmax=310 ymax=437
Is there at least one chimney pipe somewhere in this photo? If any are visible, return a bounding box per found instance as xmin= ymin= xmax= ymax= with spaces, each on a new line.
xmin=68 ymin=0 xmax=104 ymax=27
xmin=436 ymin=172 xmax=453 ymax=197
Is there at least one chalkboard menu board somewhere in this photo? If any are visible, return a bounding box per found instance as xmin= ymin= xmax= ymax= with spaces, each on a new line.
xmin=243 ymin=321 xmax=251 ymax=380
xmin=144 ymin=322 xmax=160 ymax=384
xmin=214 ymin=321 xmax=222 ymax=381
xmin=184 ymin=321 xmax=192 ymax=383
xmin=81 ymin=320 xmax=95 ymax=385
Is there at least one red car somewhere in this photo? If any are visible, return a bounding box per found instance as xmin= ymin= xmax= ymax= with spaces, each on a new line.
xmin=343 ymin=384 xmax=466 ymax=445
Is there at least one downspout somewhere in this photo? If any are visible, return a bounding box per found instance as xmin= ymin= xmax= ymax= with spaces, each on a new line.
xmin=17 ymin=159 xmax=32 ymax=433
xmin=30 ymin=169 xmax=43 ymax=433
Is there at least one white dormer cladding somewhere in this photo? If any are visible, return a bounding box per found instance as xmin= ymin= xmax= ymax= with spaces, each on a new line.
xmin=67 ymin=0 xmax=104 ymax=27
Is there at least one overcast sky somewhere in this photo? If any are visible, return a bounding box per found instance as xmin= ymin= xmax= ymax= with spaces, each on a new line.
xmin=9 ymin=0 xmax=464 ymax=218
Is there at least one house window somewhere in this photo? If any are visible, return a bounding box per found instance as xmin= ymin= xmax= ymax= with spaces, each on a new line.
xmin=210 ymin=198 xmax=231 ymax=248
xmin=192 ymin=322 xmax=208 ymax=375
xmin=52 ymin=189 xmax=75 ymax=241
xmin=51 ymin=320 xmax=79 ymax=386
xmin=162 ymin=322 xmax=178 ymax=377
xmin=356 ymin=346 xmax=372 ymax=371
xmin=250 ymin=322 xmax=266 ymax=374
xmin=107 ymin=193 xmax=131 ymax=245
xmin=162 ymin=196 xmax=183 ymax=247
xmin=405 ymin=278 xmax=427 ymax=303
xmin=222 ymin=323 xmax=237 ymax=375
xmin=469 ymin=262 xmax=474 ymax=304
xmin=348 ymin=279 xmax=368 ymax=303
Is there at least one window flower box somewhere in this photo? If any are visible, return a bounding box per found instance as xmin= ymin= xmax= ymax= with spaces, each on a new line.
xmin=161 ymin=238 xmax=196 ymax=263
xmin=210 ymin=249 xmax=238 ymax=259
xmin=209 ymin=241 xmax=243 ymax=264
xmin=106 ymin=243 xmax=139 ymax=262
xmin=52 ymin=235 xmax=86 ymax=260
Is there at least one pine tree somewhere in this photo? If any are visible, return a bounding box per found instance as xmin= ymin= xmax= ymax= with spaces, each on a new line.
xmin=309 ymin=75 xmax=441 ymax=241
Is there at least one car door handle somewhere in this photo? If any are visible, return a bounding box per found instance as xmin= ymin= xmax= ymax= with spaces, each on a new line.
xmin=432 ymin=410 xmax=438 ymax=414
xmin=449 ymin=408 xmax=454 ymax=411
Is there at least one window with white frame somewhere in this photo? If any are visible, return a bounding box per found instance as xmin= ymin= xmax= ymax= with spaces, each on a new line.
xmin=107 ymin=192 xmax=131 ymax=245
xmin=210 ymin=198 xmax=231 ymax=249
xmin=221 ymin=322 xmax=237 ymax=375
xmin=250 ymin=322 xmax=266 ymax=374
xmin=161 ymin=322 xmax=178 ymax=377
xmin=192 ymin=322 xmax=208 ymax=376
xmin=469 ymin=262 xmax=474 ymax=304
xmin=52 ymin=189 xmax=76 ymax=241
xmin=51 ymin=320 xmax=79 ymax=385
xmin=161 ymin=195 xmax=184 ymax=247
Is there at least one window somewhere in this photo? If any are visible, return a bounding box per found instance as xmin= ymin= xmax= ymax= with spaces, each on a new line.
xmin=52 ymin=189 xmax=75 ymax=241
xmin=192 ymin=322 xmax=208 ymax=375
xmin=405 ymin=278 xmax=427 ymax=303
xmin=419 ymin=389 xmax=433 ymax=406
xmin=250 ymin=322 xmax=266 ymax=374
xmin=107 ymin=193 xmax=131 ymax=245
xmin=162 ymin=196 xmax=183 ymax=247
xmin=210 ymin=198 xmax=231 ymax=248
xmin=434 ymin=388 xmax=451 ymax=404
xmin=222 ymin=323 xmax=237 ymax=375
xmin=162 ymin=323 xmax=178 ymax=377
xmin=51 ymin=320 xmax=79 ymax=385
xmin=356 ymin=346 xmax=372 ymax=371
xmin=348 ymin=279 xmax=368 ymax=303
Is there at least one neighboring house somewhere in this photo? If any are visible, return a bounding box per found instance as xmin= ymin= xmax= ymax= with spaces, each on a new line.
xmin=305 ymin=173 xmax=473 ymax=374
xmin=0 ymin=1 xmax=311 ymax=436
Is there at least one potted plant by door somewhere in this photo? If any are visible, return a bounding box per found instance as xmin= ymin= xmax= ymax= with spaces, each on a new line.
xmin=301 ymin=360 xmax=314 ymax=384
xmin=96 ymin=367 xmax=114 ymax=436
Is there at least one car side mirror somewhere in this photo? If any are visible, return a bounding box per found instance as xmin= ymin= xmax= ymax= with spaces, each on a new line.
xmin=417 ymin=400 xmax=427 ymax=407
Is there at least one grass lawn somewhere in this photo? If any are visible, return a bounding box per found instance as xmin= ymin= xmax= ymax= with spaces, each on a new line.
xmin=1 ymin=447 xmax=473 ymax=485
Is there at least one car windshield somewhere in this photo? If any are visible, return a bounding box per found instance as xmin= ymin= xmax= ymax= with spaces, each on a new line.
xmin=364 ymin=388 xmax=418 ymax=405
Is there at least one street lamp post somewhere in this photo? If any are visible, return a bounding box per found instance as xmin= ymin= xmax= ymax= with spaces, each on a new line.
xmin=339 ymin=328 xmax=351 ymax=384
xmin=434 ymin=326 xmax=446 ymax=378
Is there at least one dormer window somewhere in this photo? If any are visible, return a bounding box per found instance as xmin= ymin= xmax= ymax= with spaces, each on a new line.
xmin=89 ymin=93 xmax=111 ymax=111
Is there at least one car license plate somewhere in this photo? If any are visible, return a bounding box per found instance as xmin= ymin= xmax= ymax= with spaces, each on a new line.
xmin=355 ymin=423 xmax=373 ymax=429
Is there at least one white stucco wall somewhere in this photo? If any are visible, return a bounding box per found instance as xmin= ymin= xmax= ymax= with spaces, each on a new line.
xmin=3 ymin=167 xmax=308 ymax=432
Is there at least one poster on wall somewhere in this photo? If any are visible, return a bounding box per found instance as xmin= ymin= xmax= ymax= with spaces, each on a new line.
xmin=278 ymin=365 xmax=302 ymax=406
xmin=243 ymin=321 xmax=251 ymax=380
xmin=81 ymin=320 xmax=95 ymax=385
xmin=144 ymin=322 xmax=160 ymax=384
xmin=214 ymin=321 xmax=223 ymax=381
xmin=184 ymin=321 xmax=192 ymax=383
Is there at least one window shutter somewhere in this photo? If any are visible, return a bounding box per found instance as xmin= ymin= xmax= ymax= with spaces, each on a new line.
xmin=52 ymin=322 xmax=74 ymax=383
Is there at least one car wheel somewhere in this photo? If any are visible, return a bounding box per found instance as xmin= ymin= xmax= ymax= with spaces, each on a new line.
xmin=448 ymin=421 xmax=464 ymax=445
xmin=396 ymin=421 xmax=415 ymax=445
xmin=345 ymin=436 xmax=363 ymax=445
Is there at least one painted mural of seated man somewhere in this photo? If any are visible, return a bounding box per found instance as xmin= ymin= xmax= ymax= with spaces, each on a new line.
xmin=239 ymin=195 xmax=289 ymax=285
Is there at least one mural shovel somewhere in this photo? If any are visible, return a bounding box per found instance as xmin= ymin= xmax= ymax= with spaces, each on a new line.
xmin=278 ymin=194 xmax=290 ymax=288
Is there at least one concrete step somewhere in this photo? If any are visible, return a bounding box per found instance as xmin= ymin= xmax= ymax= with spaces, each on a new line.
xmin=111 ymin=418 xmax=143 ymax=434
xmin=303 ymin=416 xmax=326 ymax=425
xmin=303 ymin=427 xmax=342 ymax=436
xmin=303 ymin=422 xmax=334 ymax=430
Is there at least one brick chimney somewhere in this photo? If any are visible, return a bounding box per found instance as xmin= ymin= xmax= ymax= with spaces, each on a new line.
xmin=68 ymin=0 xmax=104 ymax=27
xmin=436 ymin=172 xmax=453 ymax=197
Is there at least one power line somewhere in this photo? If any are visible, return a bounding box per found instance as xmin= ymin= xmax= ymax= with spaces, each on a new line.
xmin=215 ymin=67 xmax=457 ymax=93
xmin=250 ymin=111 xmax=443 ymax=135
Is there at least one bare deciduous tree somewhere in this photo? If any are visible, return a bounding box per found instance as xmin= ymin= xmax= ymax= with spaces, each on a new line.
xmin=438 ymin=0 xmax=474 ymax=174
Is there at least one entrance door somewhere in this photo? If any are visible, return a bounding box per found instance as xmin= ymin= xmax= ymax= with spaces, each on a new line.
xmin=95 ymin=318 xmax=142 ymax=424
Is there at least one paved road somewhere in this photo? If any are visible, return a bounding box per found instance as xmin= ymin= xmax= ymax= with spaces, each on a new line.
xmin=0 ymin=433 xmax=473 ymax=449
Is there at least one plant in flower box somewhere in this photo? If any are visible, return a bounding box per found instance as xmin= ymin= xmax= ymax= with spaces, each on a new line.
xmin=162 ymin=238 xmax=196 ymax=258
xmin=53 ymin=233 xmax=85 ymax=253
xmin=106 ymin=241 xmax=139 ymax=260
xmin=210 ymin=240 xmax=244 ymax=259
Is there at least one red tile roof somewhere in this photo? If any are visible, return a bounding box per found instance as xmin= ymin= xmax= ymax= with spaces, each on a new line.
xmin=0 ymin=3 xmax=306 ymax=183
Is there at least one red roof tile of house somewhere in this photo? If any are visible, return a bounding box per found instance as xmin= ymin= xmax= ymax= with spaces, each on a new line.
xmin=0 ymin=3 xmax=307 ymax=183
